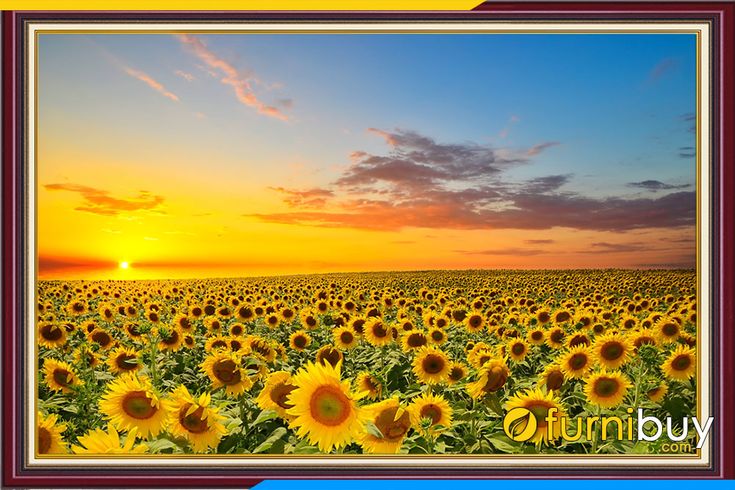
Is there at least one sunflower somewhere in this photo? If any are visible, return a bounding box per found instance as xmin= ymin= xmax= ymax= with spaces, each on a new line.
xmin=355 ymin=371 xmax=382 ymax=400
xmin=401 ymin=330 xmax=428 ymax=352
xmin=99 ymin=373 xmax=171 ymax=439
xmin=65 ymin=298 xmax=88 ymax=316
xmin=333 ymin=326 xmax=359 ymax=350
xmin=286 ymin=361 xmax=364 ymax=453
xmin=629 ymin=328 xmax=657 ymax=351
xmin=584 ymin=370 xmax=632 ymax=408
xmin=43 ymin=359 xmax=82 ymax=394
xmin=363 ymin=318 xmax=392 ymax=346
xmin=619 ymin=314 xmax=638 ymax=330
xmin=203 ymin=316 xmax=223 ymax=334
xmin=567 ymin=333 xmax=591 ymax=348
xmin=447 ymin=361 xmax=468 ymax=385
xmin=535 ymin=308 xmax=551 ymax=325
xmin=72 ymin=426 xmax=148 ymax=454
xmin=407 ymin=392 xmax=452 ymax=431
xmin=592 ymin=333 xmax=632 ymax=370
xmin=167 ymin=385 xmax=228 ymax=452
xmin=412 ymin=347 xmax=450 ymax=385
xmin=289 ymin=330 xmax=312 ymax=351
xmin=248 ymin=336 xmax=277 ymax=363
xmin=37 ymin=412 xmax=67 ymax=454
xmin=300 ymin=308 xmax=320 ymax=330
xmin=256 ymin=370 xmax=298 ymax=420
xmin=661 ymin=345 xmax=696 ymax=380
xmin=546 ymin=327 xmax=566 ymax=349
xmin=527 ymin=327 xmax=546 ymax=346
xmin=264 ymin=313 xmax=281 ymax=329
xmin=316 ymin=344 xmax=343 ymax=367
xmin=173 ymin=313 xmax=193 ymax=332
xmin=123 ymin=322 xmax=143 ymax=341
xmin=38 ymin=321 xmax=67 ymax=348
xmin=655 ymin=317 xmax=681 ymax=343
xmin=559 ymin=345 xmax=593 ymax=379
xmin=647 ymin=383 xmax=669 ymax=403
xmin=464 ymin=311 xmax=485 ymax=333
xmin=106 ymin=346 xmax=142 ymax=375
xmin=155 ymin=326 xmax=184 ymax=352
xmin=467 ymin=359 xmax=510 ymax=399
xmin=200 ymin=351 xmax=253 ymax=396
xmin=507 ymin=339 xmax=529 ymax=362
xmin=183 ymin=333 xmax=196 ymax=349
xmin=87 ymin=328 xmax=115 ymax=350
xmin=204 ymin=335 xmax=230 ymax=352
xmin=539 ymin=363 xmax=565 ymax=391
xmin=73 ymin=346 xmax=100 ymax=369
xmin=359 ymin=398 xmax=411 ymax=454
xmin=427 ymin=327 xmax=447 ymax=345
xmin=505 ymin=387 xmax=566 ymax=445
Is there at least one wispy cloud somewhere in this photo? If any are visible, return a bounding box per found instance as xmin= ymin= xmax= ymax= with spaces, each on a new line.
xmin=527 ymin=141 xmax=560 ymax=156
xmin=627 ymin=180 xmax=691 ymax=192
xmin=175 ymin=69 xmax=195 ymax=82
xmin=122 ymin=66 xmax=179 ymax=101
xmin=252 ymin=128 xmax=695 ymax=233
xmin=45 ymin=183 xmax=165 ymax=216
xmin=176 ymin=34 xmax=289 ymax=121
xmin=648 ymin=57 xmax=679 ymax=83
xmin=456 ymin=247 xmax=548 ymax=256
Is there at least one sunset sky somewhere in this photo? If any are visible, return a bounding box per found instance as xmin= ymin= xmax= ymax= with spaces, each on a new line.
xmin=37 ymin=33 xmax=697 ymax=280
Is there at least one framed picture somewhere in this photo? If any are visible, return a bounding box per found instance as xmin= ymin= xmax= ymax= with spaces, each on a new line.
xmin=3 ymin=3 xmax=734 ymax=485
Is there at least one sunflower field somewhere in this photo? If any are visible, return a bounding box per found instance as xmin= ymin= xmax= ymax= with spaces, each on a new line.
xmin=36 ymin=269 xmax=698 ymax=456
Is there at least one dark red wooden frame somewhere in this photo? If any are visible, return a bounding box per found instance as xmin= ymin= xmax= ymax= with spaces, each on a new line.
xmin=2 ymin=3 xmax=733 ymax=486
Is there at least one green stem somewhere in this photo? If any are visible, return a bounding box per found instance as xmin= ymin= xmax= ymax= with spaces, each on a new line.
xmin=591 ymin=405 xmax=601 ymax=454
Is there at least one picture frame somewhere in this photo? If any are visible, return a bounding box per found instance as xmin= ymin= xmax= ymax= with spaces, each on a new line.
xmin=2 ymin=3 xmax=734 ymax=485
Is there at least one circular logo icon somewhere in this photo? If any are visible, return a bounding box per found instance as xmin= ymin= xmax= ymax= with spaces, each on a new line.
xmin=503 ymin=407 xmax=537 ymax=442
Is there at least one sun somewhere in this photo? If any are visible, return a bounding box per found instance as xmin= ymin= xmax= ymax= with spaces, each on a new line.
xmin=119 ymin=261 xmax=130 ymax=269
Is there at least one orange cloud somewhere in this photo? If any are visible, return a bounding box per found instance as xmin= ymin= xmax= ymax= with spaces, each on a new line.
xmin=122 ymin=66 xmax=179 ymax=101
xmin=176 ymin=34 xmax=289 ymax=121
xmin=44 ymin=183 xmax=165 ymax=216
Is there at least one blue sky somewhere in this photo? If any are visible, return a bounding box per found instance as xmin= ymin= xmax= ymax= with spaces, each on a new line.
xmin=37 ymin=32 xmax=698 ymax=277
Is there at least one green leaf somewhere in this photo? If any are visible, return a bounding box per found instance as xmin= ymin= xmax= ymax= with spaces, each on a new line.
xmin=252 ymin=427 xmax=288 ymax=453
xmin=486 ymin=434 xmax=521 ymax=454
xmin=252 ymin=409 xmax=279 ymax=426
xmin=146 ymin=438 xmax=181 ymax=453
xmin=365 ymin=420 xmax=384 ymax=439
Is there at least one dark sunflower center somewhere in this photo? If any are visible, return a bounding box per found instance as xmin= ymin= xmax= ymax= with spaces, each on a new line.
xmin=318 ymin=348 xmax=342 ymax=367
xmin=556 ymin=312 xmax=571 ymax=323
xmin=179 ymin=405 xmax=209 ymax=434
xmin=422 ymin=354 xmax=445 ymax=374
xmin=594 ymin=378 xmax=620 ymax=398
xmin=662 ymin=323 xmax=679 ymax=336
xmin=352 ymin=319 xmax=364 ymax=333
xmin=270 ymin=382 xmax=297 ymax=409
xmin=529 ymin=403 xmax=552 ymax=428
xmin=420 ymin=404 xmax=442 ymax=425
xmin=375 ymin=407 xmax=410 ymax=441
xmin=148 ymin=312 xmax=159 ymax=322
xmin=407 ymin=333 xmax=426 ymax=348
xmin=431 ymin=330 xmax=444 ymax=341
xmin=179 ymin=318 xmax=191 ymax=329
xmin=531 ymin=331 xmax=543 ymax=341
xmin=449 ymin=367 xmax=464 ymax=381
xmin=305 ymin=316 xmax=317 ymax=327
xmin=569 ymin=335 xmax=590 ymax=348
xmin=116 ymin=354 xmax=138 ymax=370
xmin=211 ymin=340 xmax=227 ymax=349
xmin=293 ymin=335 xmax=307 ymax=349
xmin=483 ymin=366 xmax=508 ymax=392
xmin=204 ymin=305 xmax=216 ymax=315
xmin=38 ymin=427 xmax=52 ymax=454
xmin=231 ymin=325 xmax=243 ymax=335
xmin=52 ymin=369 xmax=72 ymax=387
xmin=192 ymin=307 xmax=203 ymax=316
xmin=238 ymin=307 xmax=253 ymax=319
xmin=601 ymin=342 xmax=624 ymax=361
xmin=469 ymin=316 xmax=482 ymax=328
xmin=161 ymin=330 xmax=180 ymax=345
xmin=340 ymin=331 xmax=354 ymax=344
xmin=538 ymin=312 xmax=550 ymax=323
xmin=212 ymin=359 xmax=241 ymax=385
xmin=72 ymin=303 xmax=84 ymax=312
xmin=309 ymin=385 xmax=350 ymax=426
xmin=372 ymin=323 xmax=388 ymax=338
xmin=511 ymin=343 xmax=525 ymax=356
xmin=672 ymin=354 xmax=692 ymax=371
xmin=570 ymin=353 xmax=588 ymax=370
xmin=121 ymin=391 xmax=157 ymax=419
xmin=551 ymin=331 xmax=565 ymax=343
xmin=547 ymin=370 xmax=564 ymax=390
xmin=41 ymin=324 xmax=63 ymax=341
xmin=624 ymin=319 xmax=635 ymax=329
xmin=91 ymin=331 xmax=112 ymax=346
xmin=635 ymin=336 xmax=655 ymax=348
